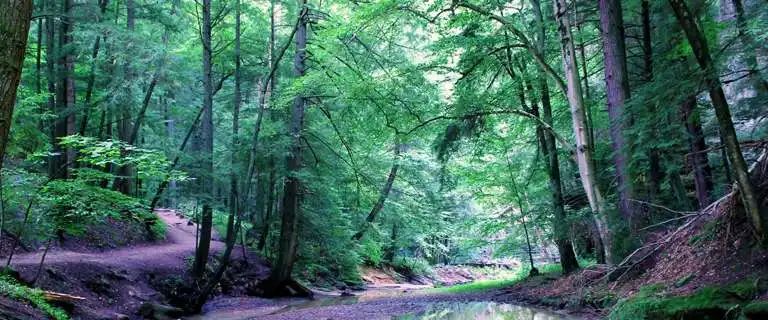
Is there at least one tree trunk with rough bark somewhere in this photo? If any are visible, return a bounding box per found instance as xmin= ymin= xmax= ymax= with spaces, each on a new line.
xmin=600 ymin=0 xmax=634 ymax=227
xmin=668 ymin=0 xmax=764 ymax=239
xmin=680 ymin=96 xmax=713 ymax=208
xmin=193 ymin=0 xmax=214 ymax=280
xmin=259 ymin=0 xmax=309 ymax=297
xmin=0 ymin=0 xmax=33 ymax=170
xmin=45 ymin=1 xmax=56 ymax=177
xmin=641 ymin=0 xmax=664 ymax=198
xmin=115 ymin=0 xmax=137 ymax=194
xmin=191 ymin=0 xmax=244 ymax=310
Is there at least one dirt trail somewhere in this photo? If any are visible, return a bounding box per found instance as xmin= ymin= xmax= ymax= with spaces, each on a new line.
xmin=10 ymin=208 xmax=222 ymax=272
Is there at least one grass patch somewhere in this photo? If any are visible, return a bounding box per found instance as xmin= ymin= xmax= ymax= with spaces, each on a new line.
xmin=431 ymin=278 xmax=521 ymax=294
xmin=429 ymin=258 xmax=596 ymax=295
xmin=430 ymin=261 xmax=571 ymax=294
xmin=0 ymin=273 xmax=69 ymax=320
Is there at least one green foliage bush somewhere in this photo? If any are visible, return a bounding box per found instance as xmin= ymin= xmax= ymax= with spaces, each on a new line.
xmin=0 ymin=273 xmax=69 ymax=320
xmin=360 ymin=236 xmax=384 ymax=267
xmin=392 ymin=257 xmax=434 ymax=278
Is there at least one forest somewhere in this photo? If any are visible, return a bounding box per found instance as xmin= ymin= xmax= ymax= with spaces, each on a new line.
xmin=0 ymin=0 xmax=766 ymax=319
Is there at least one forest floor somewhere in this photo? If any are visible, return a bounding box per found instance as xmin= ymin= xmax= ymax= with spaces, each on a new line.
xmin=2 ymin=208 xmax=250 ymax=319
xmin=10 ymin=209 xmax=224 ymax=271
xmin=3 ymin=201 xmax=767 ymax=320
xmin=0 ymin=208 xmax=585 ymax=320
xmin=492 ymin=195 xmax=768 ymax=319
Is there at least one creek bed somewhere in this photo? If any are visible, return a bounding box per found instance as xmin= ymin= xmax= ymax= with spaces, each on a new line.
xmin=193 ymin=294 xmax=582 ymax=320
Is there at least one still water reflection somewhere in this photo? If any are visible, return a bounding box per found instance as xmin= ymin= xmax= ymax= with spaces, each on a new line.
xmin=395 ymin=301 xmax=576 ymax=320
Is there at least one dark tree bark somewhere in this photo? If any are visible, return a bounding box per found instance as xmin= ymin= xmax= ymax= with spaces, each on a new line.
xmin=642 ymin=0 xmax=663 ymax=198
xmin=680 ymin=96 xmax=714 ymax=208
xmin=149 ymin=106 xmax=204 ymax=210
xmin=259 ymin=0 xmax=309 ymax=297
xmin=599 ymin=0 xmax=634 ymax=225
xmin=44 ymin=0 xmax=57 ymax=176
xmin=257 ymin=1 xmax=278 ymax=253
xmin=115 ymin=0 xmax=137 ymax=194
xmin=531 ymin=0 xmax=579 ymax=273
xmin=34 ymin=17 xmax=41 ymax=96
xmin=0 ymin=0 xmax=33 ymax=169
xmin=668 ymin=0 xmax=763 ymax=238
xmin=193 ymin=0 xmax=214 ymax=280
xmin=54 ymin=0 xmax=76 ymax=179
xmin=352 ymin=144 xmax=401 ymax=241
xmin=80 ymin=0 xmax=109 ymax=136
xmin=384 ymin=222 xmax=398 ymax=262
xmin=258 ymin=160 xmax=276 ymax=252
xmin=191 ymin=0 xmax=244 ymax=310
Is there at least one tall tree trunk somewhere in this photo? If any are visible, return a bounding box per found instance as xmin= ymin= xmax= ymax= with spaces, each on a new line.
xmin=258 ymin=0 xmax=278 ymax=253
xmin=193 ymin=0 xmax=215 ymax=280
xmin=0 ymin=0 xmax=33 ymax=170
xmin=681 ymin=96 xmax=713 ymax=208
xmin=553 ymin=0 xmax=613 ymax=264
xmin=731 ymin=0 xmax=767 ymax=92
xmin=668 ymin=0 xmax=764 ymax=239
xmin=116 ymin=0 xmax=136 ymax=195
xmin=599 ymin=0 xmax=634 ymax=228
xmin=574 ymin=1 xmax=590 ymax=101
xmin=149 ymin=106 xmax=205 ymax=210
xmin=641 ymin=0 xmax=663 ymax=198
xmin=531 ymin=0 xmax=579 ymax=273
xmin=80 ymin=0 xmax=109 ymax=136
xmin=99 ymin=106 xmax=113 ymax=188
xmin=258 ymin=162 xmax=276 ymax=252
xmin=352 ymin=143 xmax=401 ymax=241
xmin=384 ymin=222 xmax=398 ymax=262
xmin=260 ymin=0 xmax=309 ymax=297
xmin=45 ymin=2 xmax=56 ymax=177
xmin=54 ymin=0 xmax=75 ymax=179
xmin=191 ymin=0 xmax=243 ymax=310
xmin=35 ymin=16 xmax=42 ymax=98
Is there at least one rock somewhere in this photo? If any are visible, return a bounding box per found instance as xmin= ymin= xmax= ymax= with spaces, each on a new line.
xmin=46 ymin=268 xmax=66 ymax=281
xmin=340 ymin=289 xmax=354 ymax=297
xmin=86 ymin=276 xmax=117 ymax=297
xmin=187 ymin=221 xmax=194 ymax=226
xmin=114 ymin=313 xmax=130 ymax=320
xmin=138 ymin=302 xmax=184 ymax=320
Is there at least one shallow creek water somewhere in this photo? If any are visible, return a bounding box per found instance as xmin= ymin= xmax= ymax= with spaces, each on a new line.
xmin=395 ymin=301 xmax=577 ymax=319
xmin=194 ymin=296 xmax=580 ymax=320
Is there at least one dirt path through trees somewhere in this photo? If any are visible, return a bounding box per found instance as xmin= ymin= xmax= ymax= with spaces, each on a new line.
xmin=10 ymin=209 xmax=222 ymax=272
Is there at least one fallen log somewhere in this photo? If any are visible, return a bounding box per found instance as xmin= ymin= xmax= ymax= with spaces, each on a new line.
xmin=42 ymin=291 xmax=86 ymax=303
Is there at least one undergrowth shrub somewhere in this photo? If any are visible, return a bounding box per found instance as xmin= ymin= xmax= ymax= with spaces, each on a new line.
xmin=360 ymin=236 xmax=384 ymax=266
xmin=392 ymin=256 xmax=433 ymax=277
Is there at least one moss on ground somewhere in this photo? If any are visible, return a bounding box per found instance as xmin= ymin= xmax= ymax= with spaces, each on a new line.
xmin=0 ymin=272 xmax=69 ymax=320
xmin=609 ymin=279 xmax=766 ymax=320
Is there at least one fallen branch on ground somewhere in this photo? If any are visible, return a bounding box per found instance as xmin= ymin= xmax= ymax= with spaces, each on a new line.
xmin=43 ymin=291 xmax=86 ymax=303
